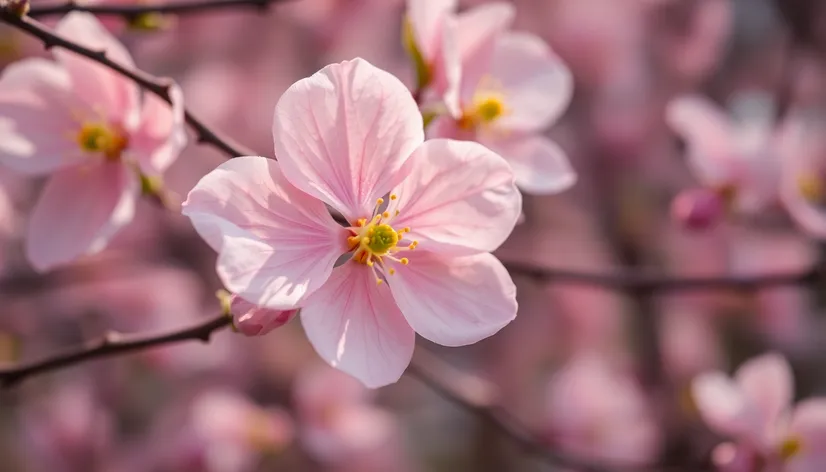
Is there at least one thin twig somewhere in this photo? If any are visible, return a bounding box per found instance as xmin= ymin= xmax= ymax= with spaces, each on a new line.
xmin=0 ymin=313 xmax=232 ymax=387
xmin=503 ymin=260 xmax=822 ymax=293
xmin=0 ymin=12 xmax=254 ymax=158
xmin=406 ymin=348 xmax=710 ymax=472
xmin=28 ymin=0 xmax=287 ymax=18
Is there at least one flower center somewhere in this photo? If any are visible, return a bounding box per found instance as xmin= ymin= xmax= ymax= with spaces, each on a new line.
xmin=76 ymin=122 xmax=129 ymax=161
xmin=458 ymin=93 xmax=508 ymax=130
xmin=779 ymin=435 xmax=803 ymax=460
xmin=346 ymin=194 xmax=418 ymax=285
xmin=798 ymin=174 xmax=826 ymax=205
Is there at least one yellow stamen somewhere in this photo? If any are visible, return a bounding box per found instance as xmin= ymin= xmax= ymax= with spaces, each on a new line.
xmin=798 ymin=174 xmax=826 ymax=203
xmin=76 ymin=122 xmax=128 ymax=161
xmin=376 ymin=198 xmax=384 ymax=206
xmin=388 ymin=268 xmax=396 ymax=275
xmin=390 ymin=194 xmax=398 ymax=200
xmin=400 ymin=258 xmax=409 ymax=265
xmin=347 ymin=195 xmax=417 ymax=279
xmin=779 ymin=436 xmax=803 ymax=460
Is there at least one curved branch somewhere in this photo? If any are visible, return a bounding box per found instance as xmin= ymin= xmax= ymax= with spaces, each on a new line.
xmin=503 ymin=261 xmax=822 ymax=293
xmin=0 ymin=12 xmax=254 ymax=158
xmin=0 ymin=313 xmax=232 ymax=387
xmin=28 ymin=0 xmax=287 ymax=18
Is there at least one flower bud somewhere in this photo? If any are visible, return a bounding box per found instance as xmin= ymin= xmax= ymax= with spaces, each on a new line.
xmin=230 ymin=295 xmax=298 ymax=336
xmin=671 ymin=188 xmax=724 ymax=231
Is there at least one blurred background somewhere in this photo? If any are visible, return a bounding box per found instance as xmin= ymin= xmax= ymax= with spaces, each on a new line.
xmin=2 ymin=0 xmax=826 ymax=470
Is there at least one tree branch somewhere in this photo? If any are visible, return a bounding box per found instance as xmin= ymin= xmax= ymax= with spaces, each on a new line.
xmin=503 ymin=260 xmax=822 ymax=293
xmin=0 ymin=313 xmax=232 ymax=387
xmin=28 ymin=0 xmax=288 ymax=18
xmin=0 ymin=11 xmax=254 ymax=158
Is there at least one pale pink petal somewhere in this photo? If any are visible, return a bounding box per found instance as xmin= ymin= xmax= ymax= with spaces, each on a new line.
xmin=455 ymin=2 xmax=515 ymax=100
xmin=734 ymin=353 xmax=793 ymax=434
xmin=486 ymin=32 xmax=573 ymax=133
xmin=406 ymin=0 xmax=457 ymax=60
xmin=437 ymin=15 xmax=462 ymax=118
xmin=390 ymin=139 xmax=521 ymax=255
xmin=130 ymin=84 xmax=188 ymax=176
xmin=53 ymin=13 xmax=140 ymax=128
xmin=787 ymin=399 xmax=826 ymax=471
xmin=481 ymin=134 xmax=576 ymax=195
xmin=26 ymin=162 xmax=138 ymax=272
xmin=665 ymin=95 xmax=736 ymax=186
xmin=182 ymin=156 xmax=346 ymax=308
xmin=692 ymin=372 xmax=751 ymax=438
xmin=387 ymin=251 xmax=516 ymax=347
xmin=300 ymin=263 xmax=415 ymax=388
xmin=230 ymin=294 xmax=298 ymax=336
xmin=0 ymin=59 xmax=88 ymax=175
xmin=778 ymin=117 xmax=826 ymax=238
xmin=272 ymin=58 xmax=424 ymax=223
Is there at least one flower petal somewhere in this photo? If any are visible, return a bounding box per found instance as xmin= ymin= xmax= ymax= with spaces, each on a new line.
xmin=486 ymin=32 xmax=573 ymax=133
xmin=390 ymin=139 xmax=521 ymax=255
xmin=665 ymin=95 xmax=736 ymax=187
xmin=230 ymin=294 xmax=298 ymax=336
xmin=0 ymin=58 xmax=87 ymax=175
xmin=455 ymin=2 xmax=515 ymax=100
xmin=406 ymin=0 xmax=457 ymax=61
xmin=787 ymin=399 xmax=826 ymax=471
xmin=387 ymin=251 xmax=516 ymax=347
xmin=734 ymin=353 xmax=793 ymax=434
xmin=691 ymin=371 xmax=751 ymax=438
xmin=26 ymin=162 xmax=138 ymax=272
xmin=300 ymin=263 xmax=415 ymax=388
xmin=481 ymin=134 xmax=576 ymax=195
xmin=272 ymin=58 xmax=424 ymax=223
xmin=53 ymin=12 xmax=140 ymax=128
xmin=130 ymin=83 xmax=188 ymax=176
xmin=182 ymin=156 xmax=346 ymax=308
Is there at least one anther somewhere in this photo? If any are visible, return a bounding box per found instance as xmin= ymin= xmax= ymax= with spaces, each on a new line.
xmin=400 ymin=258 xmax=409 ymax=265
xmin=388 ymin=268 xmax=396 ymax=275
xmin=376 ymin=198 xmax=384 ymax=206
xmin=376 ymin=279 xmax=383 ymax=285
xmin=390 ymin=194 xmax=397 ymax=200
xmin=382 ymin=211 xmax=390 ymax=219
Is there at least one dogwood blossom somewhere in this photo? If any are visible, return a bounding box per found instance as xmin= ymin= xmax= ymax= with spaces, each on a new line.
xmin=692 ymin=353 xmax=826 ymax=471
xmin=183 ymin=58 xmax=526 ymax=387
xmin=0 ymin=12 xmax=187 ymax=272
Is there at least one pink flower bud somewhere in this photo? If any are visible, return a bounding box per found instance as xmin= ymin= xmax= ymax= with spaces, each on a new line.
xmin=671 ymin=188 xmax=724 ymax=231
xmin=230 ymin=295 xmax=298 ymax=336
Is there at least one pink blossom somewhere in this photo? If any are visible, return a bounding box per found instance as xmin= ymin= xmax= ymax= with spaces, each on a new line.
xmin=778 ymin=112 xmax=826 ymax=240
xmin=692 ymin=353 xmax=826 ymax=471
xmin=0 ymin=12 xmax=187 ymax=272
xmin=229 ymin=294 xmax=298 ymax=336
xmin=665 ymin=92 xmax=785 ymax=216
xmin=426 ymin=26 xmax=576 ymax=194
xmin=543 ymin=354 xmax=662 ymax=464
xmin=294 ymin=366 xmax=412 ymax=471
xmin=183 ymin=58 xmax=522 ymax=388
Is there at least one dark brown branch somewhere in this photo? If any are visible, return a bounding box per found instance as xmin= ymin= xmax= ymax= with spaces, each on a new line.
xmin=0 ymin=313 xmax=231 ymax=387
xmin=0 ymin=12 xmax=254 ymax=158
xmin=28 ymin=0 xmax=287 ymax=18
xmin=503 ymin=261 xmax=822 ymax=293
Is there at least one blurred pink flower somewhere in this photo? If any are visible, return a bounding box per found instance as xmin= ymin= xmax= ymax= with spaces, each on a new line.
xmin=230 ymin=294 xmax=298 ymax=336
xmin=20 ymin=382 xmax=115 ymax=472
xmin=427 ymin=28 xmax=576 ymax=194
xmin=778 ymin=112 xmax=826 ymax=240
xmin=188 ymin=390 xmax=294 ymax=471
xmin=0 ymin=12 xmax=187 ymax=272
xmin=693 ymin=353 xmax=826 ymax=471
xmin=294 ymin=366 xmax=412 ymax=472
xmin=665 ymin=92 xmax=784 ymax=216
xmin=183 ymin=58 xmax=521 ymax=388
xmin=543 ymin=354 xmax=661 ymax=464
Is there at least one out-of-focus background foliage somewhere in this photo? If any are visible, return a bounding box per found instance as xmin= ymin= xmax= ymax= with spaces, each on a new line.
xmin=2 ymin=0 xmax=826 ymax=470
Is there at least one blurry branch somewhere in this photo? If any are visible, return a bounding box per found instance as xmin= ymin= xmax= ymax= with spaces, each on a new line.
xmin=0 ymin=312 xmax=232 ymax=387
xmin=503 ymin=260 xmax=823 ymax=293
xmin=0 ymin=12 xmax=254 ymax=158
xmin=407 ymin=347 xmax=705 ymax=472
xmin=27 ymin=0 xmax=288 ymax=18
